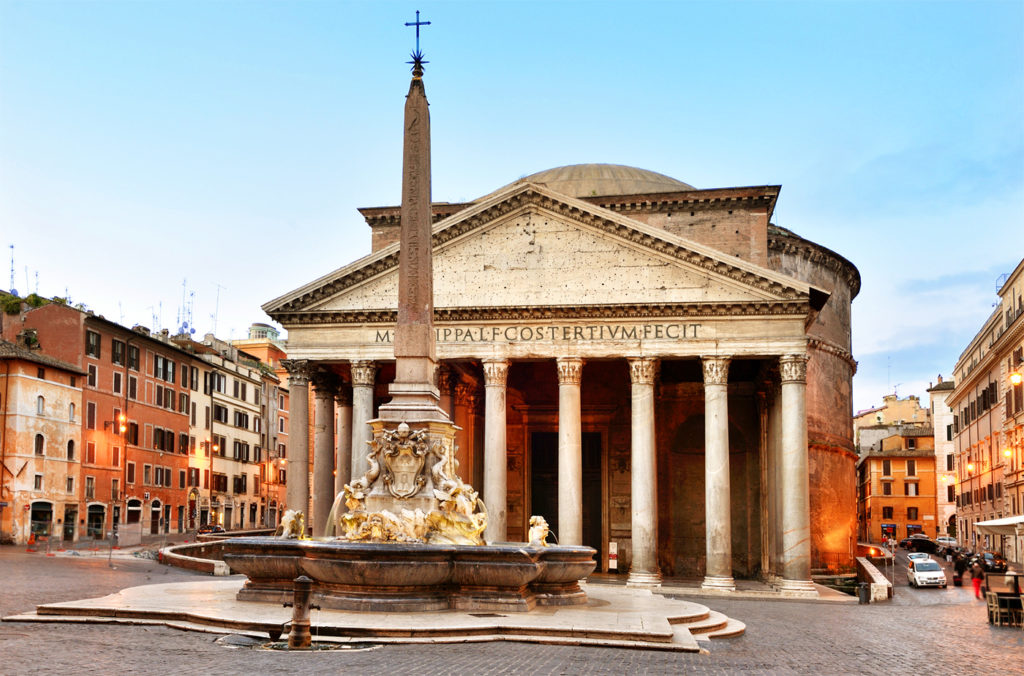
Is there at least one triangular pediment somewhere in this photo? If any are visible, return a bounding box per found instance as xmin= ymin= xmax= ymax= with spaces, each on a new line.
xmin=264 ymin=183 xmax=816 ymax=322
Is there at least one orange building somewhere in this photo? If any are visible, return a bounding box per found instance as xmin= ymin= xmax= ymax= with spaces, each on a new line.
xmin=857 ymin=428 xmax=938 ymax=542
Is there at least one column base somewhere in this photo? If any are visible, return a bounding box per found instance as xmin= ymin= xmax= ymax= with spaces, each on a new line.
xmin=701 ymin=575 xmax=736 ymax=592
xmin=776 ymin=578 xmax=819 ymax=597
xmin=626 ymin=570 xmax=662 ymax=589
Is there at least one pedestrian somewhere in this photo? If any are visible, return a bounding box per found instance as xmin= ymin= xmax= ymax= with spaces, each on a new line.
xmin=970 ymin=559 xmax=985 ymax=600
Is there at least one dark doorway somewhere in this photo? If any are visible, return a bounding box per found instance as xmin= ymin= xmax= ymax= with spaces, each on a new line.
xmin=63 ymin=505 xmax=77 ymax=541
xmin=530 ymin=431 xmax=602 ymax=558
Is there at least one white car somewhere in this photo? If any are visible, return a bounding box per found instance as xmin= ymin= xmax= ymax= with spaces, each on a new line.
xmin=908 ymin=559 xmax=947 ymax=588
xmin=907 ymin=552 xmax=931 ymax=562
xmin=936 ymin=536 xmax=957 ymax=547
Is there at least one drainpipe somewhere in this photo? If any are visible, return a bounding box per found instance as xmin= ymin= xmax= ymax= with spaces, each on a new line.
xmin=1 ymin=360 xmax=11 ymax=534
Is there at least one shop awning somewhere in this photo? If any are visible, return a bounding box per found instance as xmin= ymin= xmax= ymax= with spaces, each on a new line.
xmin=974 ymin=515 xmax=1024 ymax=536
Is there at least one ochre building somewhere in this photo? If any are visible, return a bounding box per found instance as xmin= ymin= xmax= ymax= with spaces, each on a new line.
xmin=265 ymin=164 xmax=860 ymax=587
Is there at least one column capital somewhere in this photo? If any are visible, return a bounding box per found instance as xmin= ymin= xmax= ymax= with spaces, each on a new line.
xmin=281 ymin=359 xmax=314 ymax=387
xmin=556 ymin=357 xmax=583 ymax=386
xmin=454 ymin=383 xmax=476 ymax=407
xmin=779 ymin=354 xmax=809 ymax=384
xmin=701 ymin=356 xmax=730 ymax=386
xmin=627 ymin=357 xmax=658 ymax=385
xmin=350 ymin=360 xmax=377 ymax=387
xmin=334 ymin=385 xmax=353 ymax=407
xmin=311 ymin=369 xmax=341 ymax=398
xmin=437 ymin=364 xmax=452 ymax=393
xmin=482 ymin=359 xmax=509 ymax=387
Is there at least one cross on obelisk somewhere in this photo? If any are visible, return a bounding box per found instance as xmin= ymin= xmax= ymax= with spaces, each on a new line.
xmin=405 ymin=10 xmax=431 ymax=55
xmin=380 ymin=10 xmax=444 ymax=419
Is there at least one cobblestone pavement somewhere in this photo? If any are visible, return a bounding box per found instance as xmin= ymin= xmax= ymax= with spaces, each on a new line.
xmin=1 ymin=546 xmax=1021 ymax=675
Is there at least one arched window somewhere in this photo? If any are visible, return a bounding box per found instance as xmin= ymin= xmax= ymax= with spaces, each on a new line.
xmin=34 ymin=434 xmax=44 ymax=456
xmin=67 ymin=440 xmax=75 ymax=461
xmin=36 ymin=396 xmax=45 ymax=415
xmin=69 ymin=403 xmax=76 ymax=422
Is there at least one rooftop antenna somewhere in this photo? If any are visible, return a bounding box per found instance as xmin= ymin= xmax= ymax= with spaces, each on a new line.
xmin=24 ymin=266 xmax=29 ymax=296
xmin=34 ymin=270 xmax=39 ymax=294
xmin=8 ymin=245 xmax=16 ymax=295
xmin=118 ymin=302 xmax=125 ymax=325
xmin=211 ymin=283 xmax=226 ymax=337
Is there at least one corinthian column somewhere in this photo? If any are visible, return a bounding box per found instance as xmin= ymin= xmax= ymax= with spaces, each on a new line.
xmin=627 ymin=357 xmax=661 ymax=588
xmin=556 ymin=357 xmax=583 ymax=546
xmin=778 ymin=354 xmax=815 ymax=594
xmin=350 ymin=361 xmax=376 ymax=481
xmin=311 ymin=370 xmax=338 ymax=536
xmin=334 ymin=386 xmax=353 ymax=497
xmin=281 ymin=359 xmax=312 ymax=528
xmin=702 ymin=356 xmax=735 ymax=591
xmin=483 ymin=359 xmax=510 ymax=543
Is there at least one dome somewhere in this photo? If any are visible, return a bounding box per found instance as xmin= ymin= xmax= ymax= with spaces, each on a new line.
xmin=506 ymin=164 xmax=695 ymax=198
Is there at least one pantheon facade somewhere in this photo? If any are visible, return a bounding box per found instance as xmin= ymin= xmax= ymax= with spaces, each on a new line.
xmin=264 ymin=164 xmax=860 ymax=590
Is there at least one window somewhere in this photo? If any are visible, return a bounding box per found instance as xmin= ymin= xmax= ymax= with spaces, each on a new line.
xmin=213 ymin=434 xmax=227 ymax=456
xmin=190 ymin=366 xmax=199 ymax=391
xmin=143 ymin=464 xmax=152 ymax=485
xmin=113 ymin=372 xmax=122 ymax=395
xmin=111 ymin=446 xmax=120 ymax=468
xmin=178 ymin=469 xmax=186 ymax=489
xmin=127 ymin=422 xmax=139 ymax=445
xmin=86 ymin=330 xmax=101 ymax=358
xmin=904 ymin=482 xmax=919 ymax=496
xmin=233 ymin=410 xmax=249 ymax=429
xmin=112 ymin=339 xmax=125 ymax=366
xmin=85 ymin=476 xmax=95 ymax=500
xmin=214 ymin=405 xmax=229 ymax=424
xmin=181 ymin=363 xmax=188 ymax=386
xmin=33 ymin=474 xmax=43 ymax=490
xmin=179 ymin=392 xmax=188 ymax=414
xmin=164 ymin=466 xmax=172 ymax=487
xmin=947 ymin=485 xmax=955 ymax=502
xmin=278 ymin=443 xmax=286 ymax=459
xmin=279 ymin=394 xmax=285 ymax=410
xmin=87 ymin=364 xmax=97 ymax=387
xmin=191 ymin=401 xmax=197 ymax=426
xmin=882 ymin=459 xmax=892 ymax=476
xmin=67 ymin=440 xmax=75 ymax=461
xmin=279 ymin=417 xmax=285 ymax=433
xmin=66 ymin=476 xmax=74 ymax=494
xmin=907 ymin=438 xmax=916 ymax=450
xmin=69 ymin=403 xmax=75 ymax=422
xmin=946 ymin=424 xmax=952 ymax=441
xmin=907 ymin=507 xmax=919 ymax=520
xmin=36 ymin=396 xmax=45 ymax=415
xmin=85 ymin=442 xmax=96 ymax=464
xmin=112 ymin=478 xmax=119 ymax=501
xmin=946 ymin=454 xmax=954 ymax=471
xmin=279 ymin=468 xmax=287 ymax=484
xmin=37 ymin=367 xmax=45 ymax=379
xmin=882 ymin=482 xmax=892 ymax=496
xmin=128 ymin=375 xmax=137 ymax=400
xmin=882 ymin=506 xmax=893 ymax=519
xmin=188 ymin=467 xmax=200 ymax=487
xmin=154 ymin=466 xmax=163 ymax=486
xmin=85 ymin=401 xmax=95 ymax=429
xmin=906 ymin=459 xmax=916 ymax=476
xmin=179 ymin=432 xmax=189 ymax=455
xmin=34 ymin=434 xmax=44 ymax=456
xmin=203 ymin=469 xmax=209 ymax=489
xmin=128 ymin=344 xmax=140 ymax=371
xmin=127 ymin=462 xmax=136 ymax=484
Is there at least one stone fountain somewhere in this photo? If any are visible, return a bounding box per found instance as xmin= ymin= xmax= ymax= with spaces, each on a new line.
xmin=220 ymin=38 xmax=595 ymax=613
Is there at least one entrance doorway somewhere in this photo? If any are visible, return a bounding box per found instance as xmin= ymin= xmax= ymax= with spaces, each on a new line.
xmin=150 ymin=501 xmax=161 ymax=534
xmin=30 ymin=502 xmax=52 ymax=537
xmin=529 ymin=432 xmax=602 ymax=559
xmin=86 ymin=505 xmax=105 ymax=539
xmin=63 ymin=505 xmax=77 ymax=541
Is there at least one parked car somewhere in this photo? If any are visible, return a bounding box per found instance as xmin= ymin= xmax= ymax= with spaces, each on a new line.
xmin=907 ymin=552 xmax=931 ymax=563
xmin=908 ymin=559 xmax=947 ymax=588
xmin=936 ymin=536 xmax=957 ymax=548
xmin=904 ymin=537 xmax=941 ymax=554
xmin=197 ymin=524 xmax=225 ymax=535
xmin=974 ymin=551 xmax=1008 ymax=573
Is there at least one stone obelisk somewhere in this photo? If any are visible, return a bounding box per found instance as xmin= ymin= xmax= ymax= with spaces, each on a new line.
xmin=376 ymin=48 xmax=447 ymax=423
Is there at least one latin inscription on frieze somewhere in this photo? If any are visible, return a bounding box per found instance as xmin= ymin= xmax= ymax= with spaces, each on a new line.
xmin=375 ymin=323 xmax=701 ymax=344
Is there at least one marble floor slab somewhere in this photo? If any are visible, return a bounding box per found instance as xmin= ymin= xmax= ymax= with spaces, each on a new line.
xmin=5 ymin=578 xmax=746 ymax=652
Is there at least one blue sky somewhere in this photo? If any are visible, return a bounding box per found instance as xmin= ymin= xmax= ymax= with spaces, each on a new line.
xmin=1 ymin=0 xmax=1021 ymax=412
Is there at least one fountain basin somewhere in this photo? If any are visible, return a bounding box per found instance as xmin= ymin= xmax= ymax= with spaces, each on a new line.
xmin=222 ymin=537 xmax=595 ymax=613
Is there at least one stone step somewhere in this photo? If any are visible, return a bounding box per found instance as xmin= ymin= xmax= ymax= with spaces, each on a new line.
xmin=683 ymin=609 xmax=729 ymax=634
xmin=702 ymin=618 xmax=746 ymax=639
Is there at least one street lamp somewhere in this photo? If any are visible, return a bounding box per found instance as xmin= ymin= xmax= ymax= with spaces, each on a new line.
xmin=1011 ymin=370 xmax=1022 ymax=386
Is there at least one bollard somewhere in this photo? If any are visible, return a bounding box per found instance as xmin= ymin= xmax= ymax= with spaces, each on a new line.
xmin=858 ymin=581 xmax=870 ymax=604
xmin=286 ymin=575 xmax=316 ymax=649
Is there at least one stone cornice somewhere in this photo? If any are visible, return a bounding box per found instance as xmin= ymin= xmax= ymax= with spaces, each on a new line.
xmin=266 ymin=186 xmax=810 ymax=319
xmin=768 ymin=228 xmax=861 ymax=300
xmin=807 ymin=337 xmax=858 ymax=375
xmin=273 ymin=300 xmax=811 ymax=326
